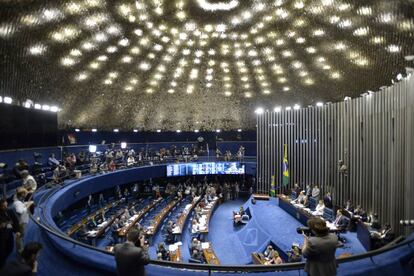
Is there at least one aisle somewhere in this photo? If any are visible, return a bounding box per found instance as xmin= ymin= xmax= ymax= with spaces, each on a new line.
xmin=209 ymin=199 xmax=249 ymax=264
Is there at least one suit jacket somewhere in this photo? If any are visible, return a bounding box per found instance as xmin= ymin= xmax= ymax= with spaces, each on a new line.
xmin=114 ymin=242 xmax=150 ymax=276
xmin=323 ymin=196 xmax=333 ymax=208
xmin=334 ymin=216 xmax=348 ymax=231
xmin=303 ymin=233 xmax=338 ymax=276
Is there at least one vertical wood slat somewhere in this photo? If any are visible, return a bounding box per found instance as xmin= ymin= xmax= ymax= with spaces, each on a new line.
xmin=256 ymin=74 xmax=414 ymax=235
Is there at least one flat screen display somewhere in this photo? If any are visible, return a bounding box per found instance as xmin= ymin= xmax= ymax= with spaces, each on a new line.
xmin=166 ymin=162 xmax=245 ymax=177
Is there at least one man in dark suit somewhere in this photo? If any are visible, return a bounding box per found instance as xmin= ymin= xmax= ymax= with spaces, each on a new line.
xmin=0 ymin=199 xmax=20 ymax=268
xmin=323 ymin=192 xmax=333 ymax=209
xmin=114 ymin=229 xmax=149 ymax=276
xmin=0 ymin=242 xmax=42 ymax=276
xmin=302 ymin=218 xmax=339 ymax=276
xmin=334 ymin=210 xmax=349 ymax=231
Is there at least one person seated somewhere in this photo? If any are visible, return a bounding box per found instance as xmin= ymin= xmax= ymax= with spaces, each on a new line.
xmin=108 ymin=159 xmax=116 ymax=171
xmin=111 ymin=218 xmax=121 ymax=241
xmin=287 ymin=244 xmax=302 ymax=263
xmin=21 ymin=170 xmax=37 ymax=194
xmin=48 ymin=153 xmax=60 ymax=168
xmin=368 ymin=213 xmax=381 ymax=230
xmin=292 ymin=191 xmax=306 ymax=204
xmin=323 ymin=192 xmax=333 ymax=209
xmin=191 ymin=238 xmax=202 ymax=252
xmin=13 ymin=159 xmax=29 ymax=179
xmin=191 ymin=248 xmax=204 ymax=263
xmin=263 ymin=245 xmax=274 ymax=259
xmin=233 ymin=206 xmax=247 ymax=224
xmin=344 ymin=199 xmax=354 ymax=213
xmin=265 ymin=251 xmax=283 ymax=265
xmin=127 ymin=155 xmax=135 ymax=166
xmin=302 ymin=196 xmax=310 ymax=208
xmin=312 ymin=200 xmax=325 ymax=216
xmin=334 ymin=210 xmax=348 ymax=231
xmin=291 ymin=183 xmax=301 ymax=199
xmin=353 ymin=205 xmax=368 ymax=221
xmin=157 ymin=243 xmax=170 ymax=261
xmin=191 ymin=219 xmax=200 ymax=234
xmin=311 ymin=185 xmax=320 ymax=200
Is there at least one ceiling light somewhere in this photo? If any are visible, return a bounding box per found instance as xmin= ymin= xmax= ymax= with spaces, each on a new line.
xmin=293 ymin=104 xmax=301 ymax=110
xmin=237 ymin=129 xmax=242 ymax=132
xmin=34 ymin=103 xmax=41 ymax=109
xmin=344 ymin=96 xmax=351 ymax=101
xmin=133 ymin=129 xmax=138 ymax=133
xmin=216 ymin=129 xmax=221 ymax=133
xmin=75 ymin=129 xmax=80 ymax=132
xmin=42 ymin=105 xmax=50 ymax=111
xmin=274 ymin=106 xmax=282 ymax=112
xmin=255 ymin=107 xmax=264 ymax=115
xmin=91 ymin=128 xmax=97 ymax=132
xmin=285 ymin=106 xmax=292 ymax=111
xmin=194 ymin=129 xmax=199 ymax=133
xmin=157 ymin=129 xmax=161 ymax=133
xmin=176 ymin=130 xmax=181 ymax=133
xmin=316 ymin=102 xmax=324 ymax=107
xmin=50 ymin=106 xmax=59 ymax=112
xmin=4 ymin=97 xmax=12 ymax=104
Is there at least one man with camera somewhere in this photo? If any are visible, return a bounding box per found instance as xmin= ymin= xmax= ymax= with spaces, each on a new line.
xmin=114 ymin=229 xmax=150 ymax=276
xmin=301 ymin=217 xmax=339 ymax=276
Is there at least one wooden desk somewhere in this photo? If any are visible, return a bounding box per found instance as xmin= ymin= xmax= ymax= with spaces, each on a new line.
xmin=199 ymin=198 xmax=219 ymax=235
xmin=67 ymin=199 xmax=123 ymax=236
xmin=253 ymin=194 xmax=270 ymax=201
xmin=169 ymin=245 xmax=182 ymax=262
xmin=251 ymin=252 xmax=266 ymax=264
xmin=145 ymin=197 xmax=182 ymax=241
xmin=203 ymin=243 xmax=220 ymax=265
xmin=118 ymin=198 xmax=162 ymax=237
xmin=174 ymin=196 xmax=202 ymax=236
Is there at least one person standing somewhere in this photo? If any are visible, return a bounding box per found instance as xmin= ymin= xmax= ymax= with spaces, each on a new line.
xmin=0 ymin=242 xmax=43 ymax=275
xmin=13 ymin=189 xmax=32 ymax=253
xmin=114 ymin=229 xmax=149 ymax=276
xmin=0 ymin=199 xmax=20 ymax=268
xmin=302 ymin=218 xmax=338 ymax=276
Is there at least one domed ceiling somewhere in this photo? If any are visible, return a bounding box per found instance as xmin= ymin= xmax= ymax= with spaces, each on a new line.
xmin=0 ymin=0 xmax=413 ymax=131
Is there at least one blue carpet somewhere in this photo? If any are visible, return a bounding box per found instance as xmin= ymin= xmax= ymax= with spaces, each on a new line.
xmin=209 ymin=197 xmax=366 ymax=264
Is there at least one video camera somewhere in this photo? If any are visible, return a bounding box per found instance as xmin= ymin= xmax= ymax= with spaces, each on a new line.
xmin=296 ymin=226 xmax=313 ymax=236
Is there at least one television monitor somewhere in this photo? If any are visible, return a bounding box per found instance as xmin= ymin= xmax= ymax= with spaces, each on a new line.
xmin=166 ymin=162 xmax=245 ymax=176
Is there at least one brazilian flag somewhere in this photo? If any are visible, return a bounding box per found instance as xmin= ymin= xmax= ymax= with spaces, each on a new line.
xmin=270 ymin=175 xmax=276 ymax=197
xmin=282 ymin=144 xmax=289 ymax=186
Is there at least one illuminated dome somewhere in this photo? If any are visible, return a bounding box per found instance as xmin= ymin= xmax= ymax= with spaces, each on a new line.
xmin=1 ymin=0 xmax=413 ymax=130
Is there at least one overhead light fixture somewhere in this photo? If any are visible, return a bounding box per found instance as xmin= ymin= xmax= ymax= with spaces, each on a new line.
xmin=237 ymin=129 xmax=242 ymax=132
xmin=23 ymin=101 xmax=31 ymax=108
xmin=113 ymin=129 xmax=119 ymax=132
xmin=75 ymin=129 xmax=80 ymax=132
xmin=89 ymin=145 xmax=97 ymax=153
xmin=286 ymin=106 xmax=292 ymax=111
xmin=293 ymin=104 xmax=301 ymax=110
xmin=254 ymin=107 xmax=264 ymax=115
xmin=344 ymin=96 xmax=351 ymax=101
xmin=42 ymin=105 xmax=50 ymax=111
xmin=50 ymin=106 xmax=59 ymax=112
xmin=120 ymin=142 xmax=127 ymax=149
xmin=0 ymin=96 xmax=2 ymax=103
xmin=34 ymin=103 xmax=41 ymax=109
xmin=156 ymin=129 xmax=161 ymax=133
xmin=176 ymin=129 xmax=181 ymax=133
xmin=194 ymin=129 xmax=199 ymax=133
xmin=92 ymin=128 xmax=97 ymax=132
xmin=274 ymin=106 xmax=282 ymax=112
xmin=316 ymin=102 xmax=324 ymax=107
xmin=4 ymin=97 xmax=12 ymax=104
xmin=133 ymin=129 xmax=138 ymax=133
xmin=216 ymin=129 xmax=221 ymax=133
xmin=404 ymin=55 xmax=414 ymax=61
xmin=396 ymin=73 xmax=403 ymax=81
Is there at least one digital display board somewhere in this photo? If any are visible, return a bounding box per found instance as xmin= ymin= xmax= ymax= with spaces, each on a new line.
xmin=166 ymin=162 xmax=245 ymax=177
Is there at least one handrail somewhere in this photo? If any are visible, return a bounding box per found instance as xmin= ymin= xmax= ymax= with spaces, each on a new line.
xmin=30 ymin=207 xmax=414 ymax=273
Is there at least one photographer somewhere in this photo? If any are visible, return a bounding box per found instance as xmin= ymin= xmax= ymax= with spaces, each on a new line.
xmin=114 ymin=229 xmax=149 ymax=276
xmin=302 ymin=218 xmax=338 ymax=276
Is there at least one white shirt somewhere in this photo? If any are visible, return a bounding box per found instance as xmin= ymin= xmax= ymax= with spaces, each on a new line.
xmin=13 ymin=200 xmax=29 ymax=224
xmin=23 ymin=175 xmax=37 ymax=192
